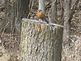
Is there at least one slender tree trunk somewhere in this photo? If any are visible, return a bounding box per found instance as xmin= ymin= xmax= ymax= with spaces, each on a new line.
xmin=50 ymin=0 xmax=57 ymax=23
xmin=63 ymin=0 xmax=71 ymax=44
xmin=20 ymin=18 xmax=63 ymax=61
xmin=62 ymin=1 xmax=71 ymax=61
xmin=39 ymin=0 xmax=45 ymax=13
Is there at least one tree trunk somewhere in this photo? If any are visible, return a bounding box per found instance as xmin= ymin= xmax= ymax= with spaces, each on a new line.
xmin=50 ymin=0 xmax=57 ymax=23
xmin=63 ymin=0 xmax=71 ymax=45
xmin=39 ymin=0 xmax=45 ymax=13
xmin=20 ymin=18 xmax=63 ymax=61
xmin=62 ymin=0 xmax=80 ymax=61
xmin=5 ymin=0 xmax=29 ymax=33
xmin=21 ymin=0 xmax=30 ymax=18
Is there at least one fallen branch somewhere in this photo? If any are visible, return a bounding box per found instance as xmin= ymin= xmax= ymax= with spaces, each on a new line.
xmin=22 ymin=18 xmax=64 ymax=28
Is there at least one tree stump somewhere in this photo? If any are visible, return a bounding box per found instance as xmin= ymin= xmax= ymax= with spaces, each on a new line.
xmin=20 ymin=18 xmax=63 ymax=61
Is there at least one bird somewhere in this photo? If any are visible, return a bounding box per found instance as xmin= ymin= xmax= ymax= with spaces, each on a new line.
xmin=35 ymin=10 xmax=49 ymax=23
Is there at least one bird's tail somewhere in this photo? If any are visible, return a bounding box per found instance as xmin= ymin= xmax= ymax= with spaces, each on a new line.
xmin=43 ymin=18 xmax=49 ymax=23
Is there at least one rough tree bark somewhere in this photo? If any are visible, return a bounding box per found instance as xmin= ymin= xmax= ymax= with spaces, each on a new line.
xmin=62 ymin=0 xmax=80 ymax=61
xmin=20 ymin=18 xmax=63 ymax=61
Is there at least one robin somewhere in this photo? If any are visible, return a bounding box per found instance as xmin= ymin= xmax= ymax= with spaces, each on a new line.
xmin=35 ymin=10 xmax=49 ymax=23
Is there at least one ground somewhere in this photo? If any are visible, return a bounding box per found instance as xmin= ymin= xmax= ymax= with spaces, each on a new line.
xmin=0 ymin=33 xmax=21 ymax=61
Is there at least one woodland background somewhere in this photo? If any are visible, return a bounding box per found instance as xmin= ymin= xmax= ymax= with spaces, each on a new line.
xmin=0 ymin=0 xmax=81 ymax=61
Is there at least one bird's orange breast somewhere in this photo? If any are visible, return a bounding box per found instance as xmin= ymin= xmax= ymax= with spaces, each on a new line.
xmin=36 ymin=10 xmax=45 ymax=19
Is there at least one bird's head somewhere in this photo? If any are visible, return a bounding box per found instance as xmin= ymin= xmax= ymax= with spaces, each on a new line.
xmin=37 ymin=10 xmax=43 ymax=13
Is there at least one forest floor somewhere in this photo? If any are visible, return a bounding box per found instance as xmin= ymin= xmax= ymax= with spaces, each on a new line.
xmin=0 ymin=33 xmax=21 ymax=61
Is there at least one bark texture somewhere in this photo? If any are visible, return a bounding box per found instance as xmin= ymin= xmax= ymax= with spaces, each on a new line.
xmin=50 ymin=0 xmax=57 ymax=23
xmin=20 ymin=18 xmax=63 ymax=61
xmin=62 ymin=0 xmax=81 ymax=61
